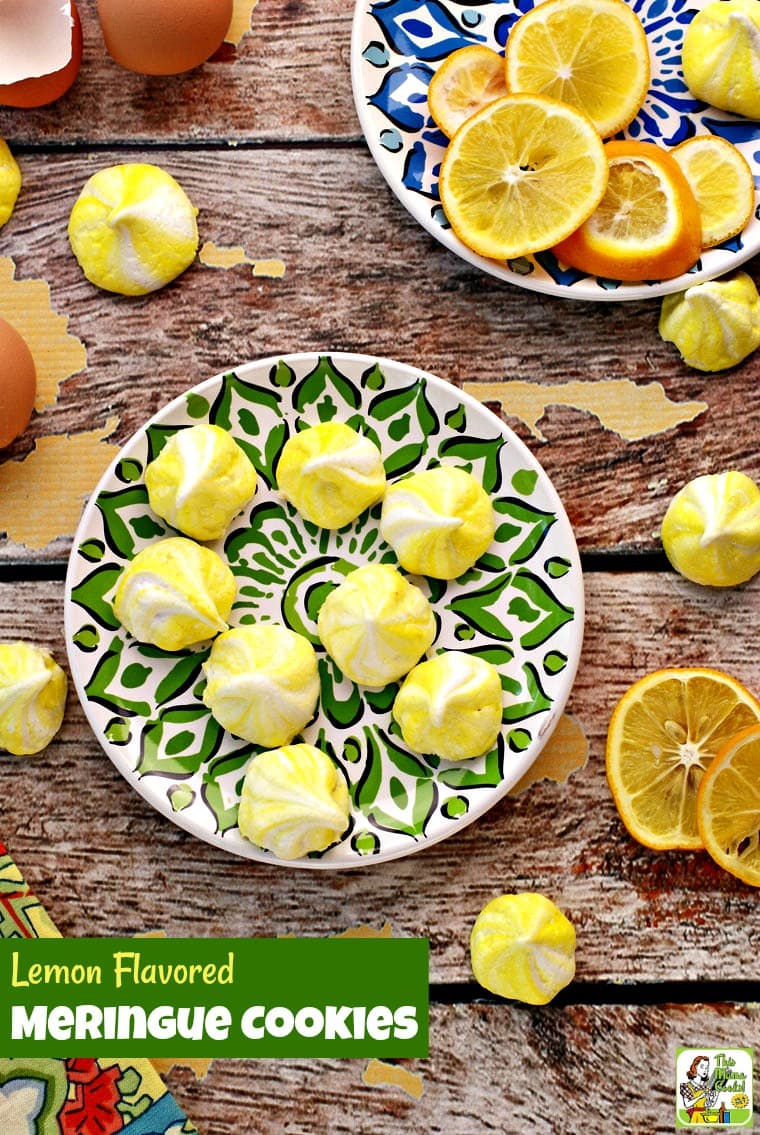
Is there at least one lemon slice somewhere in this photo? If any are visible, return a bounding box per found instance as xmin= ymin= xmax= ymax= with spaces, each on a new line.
xmin=68 ymin=163 xmax=199 ymax=295
xmin=427 ymin=45 xmax=508 ymax=138
xmin=697 ymin=723 xmax=760 ymax=887
xmin=682 ymin=0 xmax=760 ymax=119
xmin=317 ymin=563 xmax=436 ymax=687
xmin=145 ymin=424 xmax=257 ymax=541
xmin=470 ymin=893 xmax=576 ymax=1005
xmin=661 ymin=471 xmax=760 ymax=588
xmin=380 ymin=466 xmax=495 ymax=580
xmin=276 ymin=421 xmax=386 ymax=529
xmin=392 ymin=651 xmax=503 ymax=761
xmin=671 ymin=136 xmax=755 ymax=249
xmin=505 ymin=0 xmax=650 ymax=138
xmin=0 ymin=137 xmax=21 ymax=228
xmin=438 ymin=93 xmax=608 ymax=261
xmin=238 ymin=743 xmax=350 ymax=860
xmin=113 ymin=536 xmax=236 ymax=651
xmin=606 ymin=668 xmax=760 ymax=850
xmin=0 ymin=642 xmax=67 ymax=756
xmin=202 ymin=625 xmax=320 ymax=748
xmin=659 ymin=272 xmax=760 ymax=372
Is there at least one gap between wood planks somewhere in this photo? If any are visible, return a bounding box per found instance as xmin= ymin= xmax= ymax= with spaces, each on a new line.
xmin=430 ymin=981 xmax=760 ymax=1008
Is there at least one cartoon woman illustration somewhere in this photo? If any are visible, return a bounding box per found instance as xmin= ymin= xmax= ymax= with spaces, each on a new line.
xmin=680 ymin=1055 xmax=718 ymax=1124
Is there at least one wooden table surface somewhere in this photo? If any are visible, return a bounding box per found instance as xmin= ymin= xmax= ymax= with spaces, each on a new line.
xmin=1 ymin=1 xmax=759 ymax=1131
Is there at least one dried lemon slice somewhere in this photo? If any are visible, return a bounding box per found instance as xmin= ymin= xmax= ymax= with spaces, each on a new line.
xmin=113 ymin=537 xmax=236 ymax=651
xmin=659 ymin=272 xmax=760 ymax=372
xmin=317 ymin=563 xmax=436 ymax=687
xmin=427 ymin=45 xmax=507 ymax=138
xmin=276 ymin=421 xmax=386 ymax=529
xmin=238 ymin=743 xmax=350 ymax=860
xmin=202 ymin=625 xmax=319 ymax=748
xmin=470 ymin=893 xmax=576 ymax=1005
xmin=145 ymin=424 xmax=257 ymax=541
xmin=661 ymin=471 xmax=760 ymax=588
xmin=392 ymin=651 xmax=503 ymax=761
xmin=671 ymin=136 xmax=755 ymax=249
xmin=380 ymin=466 xmax=495 ymax=580
xmin=0 ymin=642 xmax=67 ymax=756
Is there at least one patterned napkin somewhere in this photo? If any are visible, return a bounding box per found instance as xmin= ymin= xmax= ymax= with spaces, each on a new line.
xmin=0 ymin=840 xmax=198 ymax=1134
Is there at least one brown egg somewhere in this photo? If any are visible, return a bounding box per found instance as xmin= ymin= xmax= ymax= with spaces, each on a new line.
xmin=0 ymin=317 xmax=36 ymax=449
xmin=96 ymin=0 xmax=233 ymax=76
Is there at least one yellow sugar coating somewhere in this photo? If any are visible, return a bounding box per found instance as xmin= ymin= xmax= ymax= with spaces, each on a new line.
xmin=392 ymin=651 xmax=503 ymax=761
xmin=238 ymin=743 xmax=350 ymax=860
xmin=659 ymin=272 xmax=760 ymax=372
xmin=202 ymin=624 xmax=319 ymax=747
xmin=276 ymin=421 xmax=386 ymax=529
xmin=661 ymin=470 xmax=760 ymax=588
xmin=317 ymin=563 xmax=436 ymax=687
xmin=145 ymin=424 xmax=257 ymax=541
xmin=682 ymin=0 xmax=760 ymax=119
xmin=0 ymin=139 xmax=21 ymax=229
xmin=380 ymin=466 xmax=495 ymax=579
xmin=470 ymin=893 xmax=576 ymax=1005
xmin=113 ymin=537 xmax=236 ymax=651
xmin=0 ymin=642 xmax=67 ymax=756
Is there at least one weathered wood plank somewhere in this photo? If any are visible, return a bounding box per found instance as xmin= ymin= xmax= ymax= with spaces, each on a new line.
xmin=1 ymin=148 xmax=757 ymax=562
xmin=2 ymin=573 xmax=758 ymax=984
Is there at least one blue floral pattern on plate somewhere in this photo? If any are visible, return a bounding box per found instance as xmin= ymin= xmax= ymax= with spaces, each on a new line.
xmin=351 ymin=0 xmax=760 ymax=301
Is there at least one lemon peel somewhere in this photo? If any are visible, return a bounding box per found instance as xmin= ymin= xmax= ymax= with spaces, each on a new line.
xmin=392 ymin=651 xmax=503 ymax=761
xmin=145 ymin=424 xmax=257 ymax=541
xmin=661 ymin=471 xmax=760 ymax=588
xmin=682 ymin=0 xmax=760 ymax=119
xmin=238 ymin=743 xmax=350 ymax=860
xmin=470 ymin=893 xmax=576 ymax=1005
xmin=380 ymin=466 xmax=495 ymax=580
xmin=659 ymin=272 xmax=760 ymax=372
xmin=276 ymin=422 xmax=386 ymax=529
xmin=113 ymin=537 xmax=236 ymax=651
xmin=0 ymin=138 xmax=21 ymax=229
xmin=0 ymin=642 xmax=67 ymax=756
xmin=202 ymin=625 xmax=320 ymax=748
xmin=317 ymin=563 xmax=436 ymax=687
xmin=68 ymin=163 xmax=199 ymax=295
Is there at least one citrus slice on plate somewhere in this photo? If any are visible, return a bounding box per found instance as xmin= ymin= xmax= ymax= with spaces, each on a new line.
xmin=438 ymin=93 xmax=608 ymax=260
xmin=682 ymin=0 xmax=760 ymax=120
xmin=470 ymin=893 xmax=576 ymax=1005
xmin=553 ymin=139 xmax=702 ymax=281
xmin=606 ymin=667 xmax=760 ymax=850
xmin=427 ymin=45 xmax=508 ymax=139
xmin=671 ymin=135 xmax=755 ymax=249
xmin=697 ymin=723 xmax=760 ymax=887
xmin=504 ymin=0 xmax=650 ymax=138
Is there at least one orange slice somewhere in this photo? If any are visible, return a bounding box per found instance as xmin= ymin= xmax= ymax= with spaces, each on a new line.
xmin=606 ymin=668 xmax=760 ymax=851
xmin=671 ymin=135 xmax=755 ymax=249
xmin=697 ymin=723 xmax=760 ymax=886
xmin=504 ymin=0 xmax=650 ymax=138
xmin=553 ymin=139 xmax=702 ymax=281
xmin=427 ymin=45 xmax=508 ymax=139
xmin=438 ymin=93 xmax=608 ymax=260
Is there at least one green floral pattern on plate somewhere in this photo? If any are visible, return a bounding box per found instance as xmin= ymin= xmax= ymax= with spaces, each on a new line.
xmin=64 ymin=353 xmax=583 ymax=869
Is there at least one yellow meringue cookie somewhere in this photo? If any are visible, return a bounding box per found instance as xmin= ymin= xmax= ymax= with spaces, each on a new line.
xmin=317 ymin=563 xmax=436 ymax=687
xmin=0 ymin=642 xmax=67 ymax=756
xmin=380 ymin=466 xmax=496 ymax=579
xmin=238 ymin=742 xmax=350 ymax=860
xmin=113 ymin=537 xmax=236 ymax=651
xmin=145 ymin=424 xmax=257 ymax=541
xmin=393 ymin=651 xmax=503 ymax=760
xmin=276 ymin=421 xmax=386 ymax=529
xmin=202 ymin=624 xmax=320 ymax=747
xmin=659 ymin=272 xmax=760 ymax=372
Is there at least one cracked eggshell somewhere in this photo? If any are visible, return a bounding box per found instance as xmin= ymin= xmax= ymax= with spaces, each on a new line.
xmin=0 ymin=0 xmax=82 ymax=108
xmin=97 ymin=0 xmax=234 ymax=76
xmin=0 ymin=316 xmax=36 ymax=449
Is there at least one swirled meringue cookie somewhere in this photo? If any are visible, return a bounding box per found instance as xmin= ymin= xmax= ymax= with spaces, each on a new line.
xmin=392 ymin=651 xmax=503 ymax=761
xmin=202 ymin=624 xmax=320 ymax=747
xmin=317 ymin=563 xmax=436 ymax=687
xmin=276 ymin=421 xmax=386 ymax=529
xmin=0 ymin=642 xmax=67 ymax=756
xmin=113 ymin=537 xmax=236 ymax=651
xmin=238 ymin=743 xmax=350 ymax=860
xmin=145 ymin=423 xmax=257 ymax=541
xmin=380 ymin=466 xmax=495 ymax=579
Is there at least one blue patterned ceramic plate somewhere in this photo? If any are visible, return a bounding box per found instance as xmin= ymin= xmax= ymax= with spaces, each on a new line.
xmin=351 ymin=0 xmax=760 ymax=301
xmin=64 ymin=354 xmax=583 ymax=869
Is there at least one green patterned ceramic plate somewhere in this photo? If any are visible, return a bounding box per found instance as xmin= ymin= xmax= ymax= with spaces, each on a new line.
xmin=64 ymin=353 xmax=583 ymax=869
